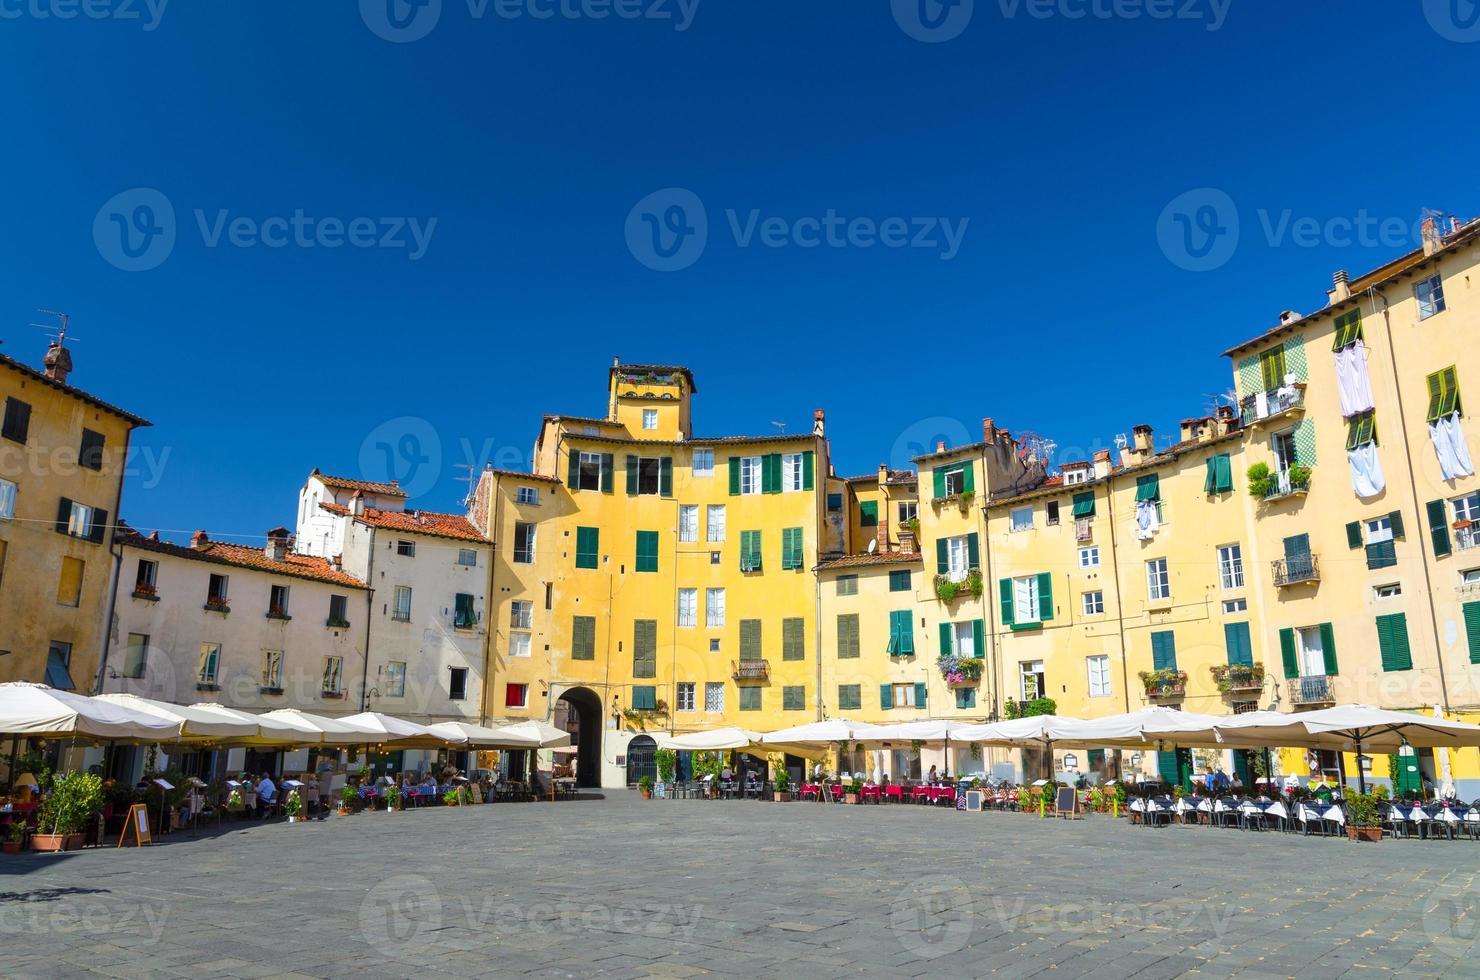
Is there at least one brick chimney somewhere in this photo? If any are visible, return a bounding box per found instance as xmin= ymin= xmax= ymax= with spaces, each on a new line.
xmin=1092 ymin=449 xmax=1113 ymax=481
xmin=1422 ymin=216 xmax=1442 ymax=256
xmin=265 ymin=527 xmax=290 ymax=562
xmin=876 ymin=464 xmax=891 ymax=553
xmin=1214 ymin=404 xmax=1236 ymax=436
xmin=43 ymin=342 xmax=73 ymax=385
xmin=190 ymin=530 xmax=210 ymax=551
xmin=982 ymin=418 xmax=997 ymax=444
xmin=1132 ymin=424 xmax=1153 ymax=453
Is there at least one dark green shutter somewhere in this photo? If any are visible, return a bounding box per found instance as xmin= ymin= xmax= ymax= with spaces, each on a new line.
xmin=625 ymin=455 xmax=638 ymax=495
xmin=1346 ymin=521 xmax=1363 ymax=549
xmin=783 ymin=618 xmax=804 ymax=661
xmin=960 ymin=463 xmax=974 ymax=494
xmin=567 ymin=450 xmax=580 ymax=488
xmin=967 ymin=534 xmax=980 ymax=570
xmin=1036 ymin=572 xmax=1053 ymax=621
xmin=1072 ymin=492 xmax=1095 ymax=518
xmin=1318 ymin=622 xmax=1338 ymax=676
xmin=971 ymin=619 xmax=985 ymax=658
xmin=575 ymin=527 xmax=599 ymax=569
xmin=933 ymin=467 xmax=946 ymax=499
xmin=55 ymin=496 xmax=71 ymax=533
xmin=914 ymin=682 xmax=927 ymax=706
xmin=1135 ymin=474 xmax=1160 ymax=502
xmin=939 ymin=623 xmax=952 ymax=657
xmin=1157 ymin=750 xmax=1180 ymax=787
xmin=936 ymin=538 xmax=949 ymax=575
xmin=859 ymin=501 xmax=878 ymax=526
xmin=90 ymin=508 xmax=108 ymax=543
xmin=728 ymin=456 xmax=740 ymax=495
xmin=659 ymin=457 xmax=673 ymax=496
xmin=1151 ymin=631 xmax=1177 ymax=671
xmin=1428 ymin=499 xmax=1453 ymax=558
xmin=572 ymin=616 xmax=595 ymax=660
xmin=1203 ymin=457 xmax=1216 ymax=494
xmin=633 ymin=620 xmax=657 ymax=678
xmin=1216 ymin=454 xmax=1232 ymax=492
xmin=802 ymin=451 xmax=814 ymax=490
xmin=1224 ymin=622 xmax=1252 ymax=667
xmin=1464 ymin=602 xmax=1480 ymax=664
xmin=881 ymin=684 xmax=893 ymax=710
xmin=635 ymin=531 xmax=658 ymax=573
xmin=999 ymin=578 xmax=1014 ymax=627
xmin=762 ymin=454 xmax=781 ymax=494
xmin=740 ymin=619 xmax=761 ymax=660
xmin=1389 ymin=510 xmax=1405 ymax=539
xmin=1279 ymin=628 xmax=1298 ymax=678
xmin=600 ymin=453 xmax=614 ymax=492
xmin=1377 ymin=613 xmax=1413 ymax=671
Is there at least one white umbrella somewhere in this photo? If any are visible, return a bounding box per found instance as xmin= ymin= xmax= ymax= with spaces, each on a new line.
xmin=426 ymin=721 xmax=539 ymax=749
xmin=495 ymin=720 xmax=572 ymax=748
xmin=260 ymin=709 xmax=380 ymax=745
xmin=0 ymin=682 xmax=180 ymax=742
xmin=95 ymin=693 xmax=260 ymax=742
xmin=341 ymin=711 xmax=459 ymax=749
xmin=657 ymin=727 xmax=764 ymax=751
xmin=760 ymin=718 xmax=886 ymax=745
xmin=186 ymin=703 xmax=310 ymax=746
xmin=862 ymin=720 xmax=964 ymax=743
xmin=1063 ymin=707 xmax=1231 ymax=749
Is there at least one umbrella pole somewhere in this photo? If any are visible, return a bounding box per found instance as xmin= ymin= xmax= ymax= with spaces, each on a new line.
xmin=1355 ymin=736 xmax=1366 ymax=795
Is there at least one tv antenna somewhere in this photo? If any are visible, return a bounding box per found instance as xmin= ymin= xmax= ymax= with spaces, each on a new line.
xmin=31 ymin=309 xmax=76 ymax=347
xmin=1113 ymin=433 xmax=1128 ymax=452
xmin=453 ymin=462 xmax=477 ymax=507
xmin=770 ymin=421 xmax=786 ymax=434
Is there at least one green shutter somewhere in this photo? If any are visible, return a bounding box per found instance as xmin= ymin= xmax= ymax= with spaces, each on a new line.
xmin=1224 ymin=622 xmax=1252 ymax=667
xmin=600 ymin=453 xmax=614 ymax=492
xmin=802 ymin=450 xmax=814 ymax=490
xmin=1279 ymin=628 xmax=1298 ymax=678
xmin=632 ymin=686 xmax=656 ymax=710
xmin=1427 ymin=369 xmax=1446 ymax=422
xmin=888 ymin=610 xmax=914 ymax=655
xmin=575 ymin=526 xmax=599 ymax=569
xmin=1389 ymin=510 xmax=1405 ymax=539
xmin=1366 ymin=540 xmax=1397 ymax=570
xmin=1036 ymin=572 xmax=1053 ymax=621
xmin=1346 ymin=521 xmax=1363 ymax=550
xmin=1151 ymin=631 xmax=1177 ymax=671
xmin=967 ymin=534 xmax=980 ymax=570
xmin=635 ymin=530 xmax=658 ymax=573
xmin=859 ymin=501 xmax=878 ymax=526
xmin=933 ymin=467 xmax=947 ymax=499
xmin=914 ymin=681 xmax=927 ymax=707
xmin=1135 ymin=474 xmax=1160 ymax=502
xmin=999 ymin=578 xmax=1014 ymax=627
xmin=1428 ymin=499 xmax=1453 ymax=558
xmin=729 ymin=456 xmax=740 ymax=495
xmin=837 ymin=613 xmax=859 ymax=659
xmin=572 ymin=616 xmax=596 ymax=660
xmin=1203 ymin=457 xmax=1217 ymax=494
xmin=1426 ymin=366 xmax=1461 ymax=423
xmin=1157 ymin=750 xmax=1180 ymax=788
xmin=740 ymin=687 xmax=760 ymax=712
xmin=659 ymin=457 xmax=673 ymax=496
xmin=1377 ymin=613 xmax=1413 ymax=672
xmin=762 ymin=454 xmax=781 ymax=494
xmin=1346 ymin=411 xmax=1376 ymax=450
xmin=1260 ymin=345 xmax=1286 ymax=391
xmin=1215 ymin=454 xmax=1232 ymax=492
xmin=1332 ymin=309 xmax=1362 ymax=350
xmin=881 ymin=684 xmax=893 ymax=710
xmin=838 ymin=684 xmax=860 ymax=710
xmin=625 ymin=455 xmax=639 ymax=495
xmin=740 ymin=530 xmax=762 ymax=572
xmin=936 ymin=538 xmax=949 ymax=575
xmin=782 ymin=618 xmax=804 ymax=661
xmin=960 ymin=462 xmax=974 ymax=494
xmin=1072 ymin=491 xmax=1095 ymax=518
xmin=567 ymin=449 xmax=580 ymax=489
xmin=1318 ymin=622 xmax=1338 ymax=676
xmin=972 ymin=619 xmax=985 ymax=658
xmin=1463 ymin=602 xmax=1480 ymax=664
xmin=939 ymin=623 xmax=953 ymax=657
xmin=739 ymin=619 xmax=761 ymax=661
xmin=783 ymin=686 xmax=804 ymax=711
xmin=633 ymin=620 xmax=657 ymax=678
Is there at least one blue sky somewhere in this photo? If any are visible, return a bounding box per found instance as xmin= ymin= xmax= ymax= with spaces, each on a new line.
xmin=1 ymin=1 xmax=1476 ymax=543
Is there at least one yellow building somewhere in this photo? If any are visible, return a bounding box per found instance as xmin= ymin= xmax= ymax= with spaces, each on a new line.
xmin=0 ymin=340 xmax=149 ymax=694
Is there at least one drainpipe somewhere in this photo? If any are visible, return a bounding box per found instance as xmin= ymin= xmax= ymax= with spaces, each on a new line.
xmin=92 ymin=426 xmax=136 ymax=695
xmin=482 ymin=473 xmax=503 ymax=726
xmin=977 ymin=449 xmax=998 ymax=721
xmin=1105 ymin=481 xmax=1132 ymax=713
xmin=360 ymin=527 xmax=376 ymax=712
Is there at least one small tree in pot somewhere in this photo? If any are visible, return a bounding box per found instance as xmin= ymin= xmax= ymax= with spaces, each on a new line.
xmin=283 ymin=791 xmax=304 ymax=823
xmin=637 ymin=775 xmax=654 ymax=799
xmin=1346 ymin=790 xmax=1383 ymax=842
xmin=846 ymin=776 xmax=863 ymax=804
xmin=33 ymin=772 xmax=104 ymax=852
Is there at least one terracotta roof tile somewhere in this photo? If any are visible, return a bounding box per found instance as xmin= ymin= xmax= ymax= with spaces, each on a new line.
xmin=119 ymin=530 xmax=366 ymax=588
xmin=814 ymin=551 xmax=922 ymax=571
xmin=311 ymin=469 xmax=407 ymax=498
xmin=320 ymin=503 xmax=487 ymax=543
xmin=488 ymin=469 xmax=560 ymax=484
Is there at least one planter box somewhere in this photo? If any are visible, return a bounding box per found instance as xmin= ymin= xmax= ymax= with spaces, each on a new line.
xmin=2 ymin=841 xmax=22 ymax=854
xmin=30 ymin=833 xmax=83 ymax=853
xmin=845 ymin=794 xmax=859 ymax=805
xmin=1347 ymin=825 xmax=1382 ymax=842
xmin=773 ymin=792 xmax=791 ymax=802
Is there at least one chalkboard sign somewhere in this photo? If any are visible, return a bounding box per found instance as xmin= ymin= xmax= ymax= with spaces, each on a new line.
xmin=116 ymin=804 xmax=152 ymax=847
xmin=1055 ymin=786 xmax=1079 ymax=818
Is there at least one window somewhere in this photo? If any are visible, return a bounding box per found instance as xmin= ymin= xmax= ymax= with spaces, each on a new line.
xmin=1425 ymin=366 xmax=1462 ymax=423
xmin=1259 ymin=344 xmax=1288 ymax=391
xmin=891 ymin=684 xmax=916 ymax=708
xmin=262 ymin=651 xmax=284 ymax=691
xmin=516 ymin=486 xmax=539 ymax=505
xmin=642 ymin=409 xmax=658 ymax=430
xmin=955 ymin=687 xmax=976 ymax=710
xmin=1146 ymin=558 xmax=1170 ymax=602
xmin=633 ymin=685 xmax=656 ymax=709
xmin=269 ymin=584 xmax=290 ymax=617
xmin=1010 ymin=507 xmax=1034 ymax=532
xmin=898 ymin=501 xmax=918 ymax=524
xmin=710 ymin=551 xmax=720 ymax=565
xmin=1365 ymin=515 xmax=1398 ymax=569
xmin=1374 ymin=583 xmax=1402 ymax=600
xmin=1332 ymin=308 xmax=1363 ymax=349
xmin=510 ymin=521 xmax=536 ymax=563
xmin=453 ymin=549 xmax=478 ymax=570
xmin=56 ymin=556 xmax=83 ymax=607
xmin=1062 ymin=468 xmax=1086 ymax=486
xmin=781 ymin=527 xmax=803 ymax=569
xmin=704 ymin=682 xmax=725 ymax=712
xmin=509 ymin=632 xmax=531 ymax=657
xmin=942 ymin=533 xmax=975 ymax=583
xmin=1222 ymin=598 xmax=1248 ymax=613
xmin=505 ymin=683 xmax=528 ymax=708
xmin=384 ymin=661 xmax=406 ymax=697
xmin=396 ymin=540 xmax=416 ymax=557
xmin=739 ymin=530 xmax=762 ymax=572
xmin=329 ymin=594 xmax=348 ymax=626
xmin=678 ymin=505 xmax=698 ymax=542
xmin=0 ymin=479 xmax=14 ymax=520
xmin=392 ymin=586 xmax=412 ymax=621
xmin=676 ymin=682 xmax=696 ymax=711
xmin=889 ymin=569 xmax=911 ymax=592
xmin=1088 ymin=655 xmax=1111 ymax=698
xmin=1082 ymin=591 xmax=1104 ymax=615
xmin=324 ymin=656 xmax=344 ymax=693
xmin=886 ymin=609 xmax=914 ymax=655
xmin=64 ymin=500 xmax=94 ymax=539
xmin=1376 ymin=613 xmax=1413 ymax=671
xmin=208 ymin=573 xmax=229 ymax=605
xmin=198 ymin=643 xmax=220 ymax=686
xmin=859 ymin=501 xmax=878 ymax=526
xmin=830 ymin=613 xmax=858 ymax=659
xmin=937 ymin=463 xmax=968 ymax=497
xmin=46 ymin=641 xmax=74 ymax=689
xmin=1416 ymin=273 xmax=1447 ymax=320
xmin=739 ymin=687 xmax=761 ymax=711
xmin=1151 ymin=630 xmax=1178 ymax=670
xmin=739 ymin=619 xmax=762 ymax=661
xmin=1454 ymin=493 xmax=1480 ymax=524
xmin=836 ymin=575 xmax=857 ymax=597
xmin=693 ymin=449 xmax=714 ymax=476
xmin=827 ymin=493 xmax=843 ymax=513
xmin=950 ymin=620 xmax=978 ymax=658
xmin=739 ymin=456 xmax=762 ymax=495
xmin=79 ymin=429 xmax=105 ymax=471
xmin=781 ymin=453 xmax=804 ymax=492
xmin=709 ymin=638 xmax=720 ymax=652
xmin=1204 ymin=453 xmax=1234 ymax=494
xmin=776 ymin=685 xmax=802 ymax=711
xmin=782 ymin=618 xmax=804 ymax=661
xmin=630 ymin=456 xmax=666 ymax=496
xmin=1046 ymin=501 xmax=1060 ymax=526
xmin=1012 ymin=575 xmax=1042 ymax=624
xmin=450 ymin=593 xmax=477 ymax=629
xmin=1 ymin=398 xmax=30 ymax=444
xmin=123 ymin=633 xmax=148 ymax=679
xmin=1343 ymin=410 xmax=1378 ymax=454
xmin=1020 ymin=660 xmax=1044 ymax=700
xmin=678 ymin=588 xmax=697 ymax=627
xmin=571 ymin=615 xmax=596 ymax=660
xmin=633 ymin=620 xmax=657 ymax=677
xmin=1224 ymin=622 xmax=1253 ymax=667
xmin=448 ymin=667 xmax=467 ymax=700
xmin=574 ymin=451 xmax=607 ymax=491
xmin=706 ymin=504 xmax=726 ymax=542
xmin=1217 ymin=544 xmax=1244 ymax=590
xmin=1078 ymin=547 xmax=1099 ymax=569
xmin=705 ymin=587 xmax=725 ymax=627
xmin=838 ymin=684 xmax=861 ymax=710
xmin=575 ymin=526 xmax=599 ymax=569
xmin=635 ymin=530 xmax=659 ymax=573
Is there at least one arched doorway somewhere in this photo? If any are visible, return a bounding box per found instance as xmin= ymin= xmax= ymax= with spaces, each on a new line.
xmin=626 ymin=735 xmax=656 ymax=786
xmin=556 ymin=687 xmax=603 ymax=788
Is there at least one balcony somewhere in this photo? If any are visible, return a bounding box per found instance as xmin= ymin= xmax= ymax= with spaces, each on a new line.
xmin=1290 ymin=674 xmax=1334 ymax=705
xmin=1261 ymin=467 xmax=1311 ymax=502
xmin=1139 ymin=669 xmax=1187 ymax=700
xmin=1456 ymin=523 xmax=1480 ymax=552
xmin=1210 ymin=662 xmax=1265 ymax=694
xmin=1241 ymin=384 xmax=1306 ymax=427
xmin=1272 ymin=554 xmax=1320 ymax=588
xmin=732 ymin=659 xmax=769 ymax=682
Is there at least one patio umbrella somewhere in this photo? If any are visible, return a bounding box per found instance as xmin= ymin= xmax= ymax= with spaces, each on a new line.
xmin=94 ymin=693 xmax=260 ymax=742
xmin=425 ymin=721 xmax=540 ymax=749
xmin=657 ymin=727 xmax=764 ymax=752
xmin=0 ymin=682 xmax=180 ymax=742
xmin=1062 ymin=707 xmax=1230 ymax=749
xmin=259 ymin=709 xmax=381 ymax=746
xmin=495 ymin=720 xmax=572 ymax=748
xmin=186 ymin=703 xmax=310 ymax=746
xmin=760 ymin=718 xmax=886 ymax=745
xmin=340 ymin=711 xmax=460 ymax=750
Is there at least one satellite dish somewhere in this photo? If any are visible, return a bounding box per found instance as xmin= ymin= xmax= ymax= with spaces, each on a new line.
xmin=866 ymin=538 xmax=877 ymax=554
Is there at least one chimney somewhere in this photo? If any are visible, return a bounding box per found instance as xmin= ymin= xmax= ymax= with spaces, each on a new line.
xmin=935 ymin=440 xmax=947 ymax=454
xmin=813 ymin=409 xmax=826 ymax=438
xmin=1329 ymin=269 xmax=1351 ymax=304
xmin=1215 ymin=405 xmax=1237 ymax=436
xmin=1132 ymin=424 xmax=1153 ymax=453
xmin=1451 ymin=215 xmax=1462 ymax=235
xmin=982 ymin=418 xmax=996 ymax=444
xmin=42 ymin=342 xmax=73 ymax=385
xmin=1278 ymin=310 xmax=1301 ymax=326
xmin=265 ymin=527 xmax=289 ymax=562
xmin=348 ymin=490 xmax=365 ymax=517
xmin=1092 ymin=449 xmax=1112 ymax=480
xmin=190 ymin=530 xmax=210 ymax=551
xmin=1422 ymin=216 xmax=1442 ymax=256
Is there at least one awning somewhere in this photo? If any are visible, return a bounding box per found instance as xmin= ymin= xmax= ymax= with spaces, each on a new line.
xmin=94 ymin=693 xmax=260 ymax=742
xmin=1071 ymin=491 xmax=1095 ymax=517
xmin=1215 ymin=704 xmax=1480 ymax=752
xmin=657 ymin=727 xmax=764 ymax=752
xmin=426 ymin=721 xmax=540 ymax=749
xmin=0 ymin=682 xmax=181 ymax=743
xmin=186 ymin=704 xmax=310 ymax=746
xmin=341 ymin=711 xmax=459 ymax=749
xmin=259 ymin=709 xmax=381 ymax=746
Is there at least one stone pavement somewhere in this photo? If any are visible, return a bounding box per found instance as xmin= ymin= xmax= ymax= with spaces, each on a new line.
xmin=0 ymin=794 xmax=1476 ymax=979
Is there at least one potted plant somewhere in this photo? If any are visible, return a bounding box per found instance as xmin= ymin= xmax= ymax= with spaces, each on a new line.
xmin=846 ymin=777 xmax=863 ymax=804
xmin=443 ymin=787 xmax=461 ymax=807
xmin=1346 ymin=790 xmax=1383 ymax=842
xmin=3 ymin=823 xmax=24 ymax=854
xmin=1245 ymin=462 xmax=1273 ymax=498
xmin=338 ymin=785 xmax=356 ymax=814
xmin=33 ymin=771 xmax=103 ymax=852
xmin=637 ymin=775 xmax=654 ymax=799
xmin=226 ymin=787 xmax=245 ymax=814
xmin=283 ymin=791 xmax=304 ymax=823
xmin=385 ymin=783 xmax=402 ymax=812
xmin=772 ymin=767 xmax=791 ymax=802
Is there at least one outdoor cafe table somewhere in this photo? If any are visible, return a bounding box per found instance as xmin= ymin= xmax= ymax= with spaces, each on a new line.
xmin=1129 ymin=796 xmax=1174 ymax=825
xmin=1387 ymin=801 xmax=1476 ymax=838
xmin=860 ymin=784 xmax=882 ymax=803
xmin=1294 ymin=800 xmax=1344 ymax=835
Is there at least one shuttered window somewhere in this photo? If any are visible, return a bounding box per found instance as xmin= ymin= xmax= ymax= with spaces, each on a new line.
xmin=1071 ymin=491 xmax=1095 ymax=518
xmin=889 ymin=569 xmax=911 ymax=592
xmin=740 ymin=530 xmax=762 ymax=572
xmin=782 ymin=617 xmax=804 ymax=661
xmin=575 ymin=526 xmax=599 ymax=569
xmin=631 ymin=686 xmax=657 ymax=711
xmin=1331 ymin=308 xmax=1363 ymax=350
xmin=633 ymin=620 xmax=657 ymax=678
xmin=836 ymin=575 xmax=857 ymax=597
xmin=838 ymin=684 xmax=861 ymax=710
xmin=1376 ymin=613 xmax=1413 ymax=672
xmin=781 ymin=527 xmax=803 ymax=570
xmin=1279 ymin=627 xmax=1299 ymax=678
xmin=1223 ymin=622 xmax=1253 ymax=666
xmin=1426 ymin=366 xmax=1462 ymax=423
xmin=837 ymin=614 xmax=860 ymax=659
xmin=1346 ymin=410 xmax=1377 ymax=450
xmin=1428 ymin=499 xmax=1453 ymax=557
xmin=572 ymin=616 xmax=596 ymax=660
xmin=1204 ymin=454 xmax=1233 ymax=494
xmin=1150 ymin=630 xmax=1177 ymax=671
xmin=1464 ymin=602 xmax=1480 ymax=664
xmin=782 ymin=686 xmax=804 ymax=711
xmin=931 ymin=462 xmax=973 ymax=498
xmin=739 ymin=619 xmax=761 ymax=660
xmin=886 ymin=610 xmax=914 ymax=656
xmin=635 ymin=530 xmax=659 ymax=573
xmin=1 ymin=398 xmax=31 ymax=444
xmin=1135 ymin=474 xmax=1160 ymax=502
xmin=1259 ymin=345 xmax=1287 ymax=391
xmin=739 ymin=687 xmax=761 ymax=711
xmin=859 ymin=501 xmax=878 ymax=526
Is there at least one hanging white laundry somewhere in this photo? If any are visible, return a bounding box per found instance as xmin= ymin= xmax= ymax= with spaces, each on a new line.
xmin=1334 ymin=341 xmax=1375 ymax=417
xmin=1254 ymin=389 xmax=1269 ymax=420
xmin=1347 ymin=442 xmax=1385 ymax=498
xmin=1430 ymin=411 xmax=1475 ymax=480
xmin=1135 ymin=499 xmax=1159 ymax=540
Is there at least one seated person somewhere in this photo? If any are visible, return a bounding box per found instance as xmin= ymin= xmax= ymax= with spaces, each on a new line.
xmin=255 ymin=774 xmax=277 ymax=818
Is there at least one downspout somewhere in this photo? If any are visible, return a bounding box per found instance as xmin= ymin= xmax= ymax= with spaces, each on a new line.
xmin=360 ymin=525 xmax=376 ymax=712
xmin=1373 ymin=286 xmax=1452 ymax=711
xmin=1105 ymin=481 xmax=1132 ymax=713
xmin=977 ymin=449 xmax=998 ymax=721
xmin=814 ymin=435 xmax=824 ymax=721
xmin=92 ymin=425 xmax=137 ymax=695
xmin=482 ymin=474 xmax=503 ymax=726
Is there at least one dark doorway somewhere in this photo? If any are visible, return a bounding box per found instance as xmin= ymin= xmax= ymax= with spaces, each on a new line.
xmin=626 ymin=735 xmax=657 ymax=786
xmin=558 ymin=687 xmax=603 ymax=787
